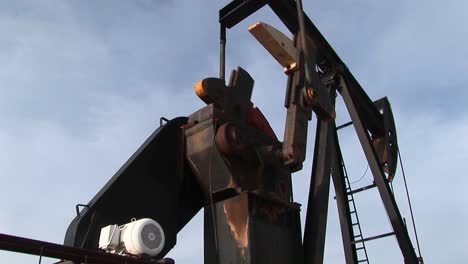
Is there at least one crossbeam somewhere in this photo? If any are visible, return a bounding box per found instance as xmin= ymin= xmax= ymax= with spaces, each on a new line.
xmin=0 ymin=233 xmax=173 ymax=264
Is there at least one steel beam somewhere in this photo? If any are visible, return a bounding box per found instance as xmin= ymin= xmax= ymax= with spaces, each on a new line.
xmin=0 ymin=233 xmax=172 ymax=264
xmin=330 ymin=128 xmax=358 ymax=264
xmin=219 ymin=0 xmax=268 ymax=28
xmin=303 ymin=119 xmax=333 ymax=264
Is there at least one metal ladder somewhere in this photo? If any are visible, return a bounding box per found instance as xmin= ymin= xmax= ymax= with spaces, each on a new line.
xmin=342 ymin=161 xmax=370 ymax=264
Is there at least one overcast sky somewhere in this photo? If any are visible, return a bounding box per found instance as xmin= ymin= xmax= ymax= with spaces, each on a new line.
xmin=0 ymin=0 xmax=466 ymax=263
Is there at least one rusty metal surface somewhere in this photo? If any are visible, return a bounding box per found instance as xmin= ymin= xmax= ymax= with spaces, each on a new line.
xmin=185 ymin=116 xmax=235 ymax=199
xmin=186 ymin=68 xmax=293 ymax=204
xmin=216 ymin=122 xmax=247 ymax=156
xmin=204 ymin=192 xmax=302 ymax=264
xmin=186 ymin=65 xmax=300 ymax=264
xmin=185 ymin=103 xmax=291 ymax=204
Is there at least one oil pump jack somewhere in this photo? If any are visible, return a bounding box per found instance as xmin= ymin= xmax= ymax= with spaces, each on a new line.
xmin=0 ymin=0 xmax=423 ymax=264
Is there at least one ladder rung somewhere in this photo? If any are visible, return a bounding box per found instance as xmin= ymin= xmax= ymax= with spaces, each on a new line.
xmin=337 ymin=121 xmax=353 ymax=130
xmin=352 ymin=222 xmax=359 ymax=226
xmin=354 ymin=234 xmax=362 ymax=238
xmin=347 ymin=183 xmax=377 ymax=195
xmin=352 ymin=231 xmax=395 ymax=244
xmin=356 ymin=246 xmax=365 ymax=250
xmin=357 ymin=259 xmax=368 ymax=263
xmin=355 ymin=242 xmax=365 ymax=247
xmin=350 ymin=210 xmax=356 ymax=214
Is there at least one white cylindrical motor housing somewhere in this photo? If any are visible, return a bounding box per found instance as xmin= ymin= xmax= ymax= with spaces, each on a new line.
xmin=122 ymin=218 xmax=165 ymax=257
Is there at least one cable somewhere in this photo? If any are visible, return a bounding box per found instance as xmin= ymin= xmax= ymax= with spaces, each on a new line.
xmin=350 ymin=165 xmax=369 ymax=184
xmin=397 ymin=148 xmax=423 ymax=259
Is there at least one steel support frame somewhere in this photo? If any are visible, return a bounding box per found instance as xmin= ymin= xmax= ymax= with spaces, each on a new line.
xmin=219 ymin=1 xmax=418 ymax=263
xmin=267 ymin=0 xmax=384 ymax=137
xmin=330 ymin=127 xmax=359 ymax=264
xmin=303 ymin=119 xmax=333 ymax=264
xmin=304 ymin=118 xmax=359 ymax=264
xmin=339 ymin=76 xmax=418 ymax=264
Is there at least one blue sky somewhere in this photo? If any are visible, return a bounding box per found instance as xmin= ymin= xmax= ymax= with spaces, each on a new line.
xmin=0 ymin=0 xmax=466 ymax=263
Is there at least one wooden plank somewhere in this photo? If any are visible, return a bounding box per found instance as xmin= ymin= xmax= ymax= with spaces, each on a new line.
xmin=248 ymin=22 xmax=299 ymax=72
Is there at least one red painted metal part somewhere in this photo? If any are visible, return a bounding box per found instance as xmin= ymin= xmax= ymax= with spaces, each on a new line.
xmin=246 ymin=103 xmax=278 ymax=141
xmin=0 ymin=233 xmax=174 ymax=264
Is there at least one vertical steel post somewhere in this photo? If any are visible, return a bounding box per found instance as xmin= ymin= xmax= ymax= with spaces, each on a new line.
xmin=220 ymin=25 xmax=226 ymax=81
xmin=330 ymin=128 xmax=358 ymax=264
xmin=303 ymin=119 xmax=332 ymax=264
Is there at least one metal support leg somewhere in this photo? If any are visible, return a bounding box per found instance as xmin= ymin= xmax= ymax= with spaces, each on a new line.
xmin=338 ymin=77 xmax=418 ymax=264
xmin=330 ymin=127 xmax=358 ymax=264
xmin=303 ymin=119 xmax=333 ymax=264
